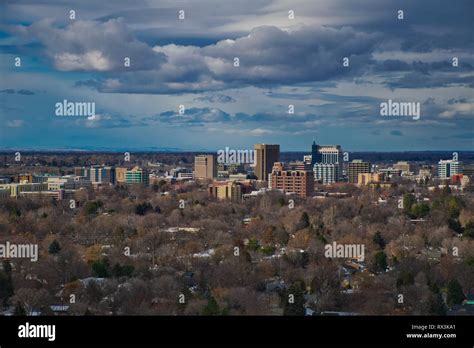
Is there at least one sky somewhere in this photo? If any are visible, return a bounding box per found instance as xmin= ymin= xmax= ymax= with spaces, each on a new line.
xmin=0 ymin=0 xmax=473 ymax=152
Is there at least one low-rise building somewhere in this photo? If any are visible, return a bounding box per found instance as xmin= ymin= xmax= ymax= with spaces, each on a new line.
xmin=126 ymin=166 xmax=149 ymax=185
xmin=115 ymin=167 xmax=128 ymax=183
xmin=19 ymin=189 xmax=75 ymax=201
xmin=393 ymin=161 xmax=412 ymax=174
xmin=0 ymin=183 xmax=48 ymax=198
xmin=0 ymin=189 xmax=9 ymax=199
xmin=357 ymin=173 xmax=385 ymax=185
xmin=209 ymin=181 xmax=243 ymax=201
xmin=15 ymin=174 xmax=33 ymax=183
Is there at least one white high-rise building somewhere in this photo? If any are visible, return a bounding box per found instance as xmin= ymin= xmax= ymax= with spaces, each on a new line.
xmin=314 ymin=163 xmax=339 ymax=184
xmin=438 ymin=159 xmax=460 ymax=179
xmin=312 ymin=144 xmax=343 ymax=183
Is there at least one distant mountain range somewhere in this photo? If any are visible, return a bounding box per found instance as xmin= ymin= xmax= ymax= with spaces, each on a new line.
xmin=281 ymin=151 xmax=474 ymax=163
xmin=0 ymin=148 xmax=473 ymax=163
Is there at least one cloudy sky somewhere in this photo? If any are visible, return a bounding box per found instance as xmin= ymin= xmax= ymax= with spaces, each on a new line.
xmin=0 ymin=0 xmax=473 ymax=151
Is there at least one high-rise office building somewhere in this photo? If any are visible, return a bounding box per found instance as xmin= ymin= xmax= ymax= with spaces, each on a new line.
xmin=318 ymin=145 xmax=343 ymax=167
xmin=314 ymin=163 xmax=338 ymax=184
xmin=438 ymin=160 xmax=460 ymax=179
xmin=312 ymin=143 xmax=343 ymax=183
xmin=194 ymin=155 xmax=217 ymax=180
xmin=254 ymin=144 xmax=280 ymax=181
xmin=311 ymin=140 xmax=321 ymax=165
xmin=348 ymin=160 xmax=371 ymax=184
xmin=269 ymin=162 xmax=314 ymax=197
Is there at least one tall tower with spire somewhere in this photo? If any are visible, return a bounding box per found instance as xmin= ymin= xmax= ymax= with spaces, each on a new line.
xmin=311 ymin=140 xmax=320 ymax=165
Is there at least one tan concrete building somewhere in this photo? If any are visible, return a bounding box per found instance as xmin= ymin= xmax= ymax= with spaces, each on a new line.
xmin=348 ymin=160 xmax=370 ymax=183
xmin=208 ymin=181 xmax=243 ymax=201
xmin=194 ymin=155 xmax=217 ymax=180
xmin=15 ymin=174 xmax=33 ymax=183
xmin=0 ymin=183 xmax=48 ymax=198
xmin=394 ymin=161 xmax=412 ymax=174
xmin=357 ymin=173 xmax=384 ymax=185
xmin=254 ymin=144 xmax=280 ymax=181
xmin=115 ymin=167 xmax=128 ymax=183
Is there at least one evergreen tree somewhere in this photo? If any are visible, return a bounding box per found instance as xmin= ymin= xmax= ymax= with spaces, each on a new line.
xmin=463 ymin=221 xmax=474 ymax=238
xmin=202 ymin=297 xmax=221 ymax=315
xmin=428 ymin=283 xmax=446 ymax=315
xmin=91 ymin=259 xmax=110 ymax=278
xmin=447 ymin=279 xmax=465 ymax=306
xmin=373 ymin=231 xmax=386 ymax=249
xmin=48 ymin=240 xmax=61 ymax=254
xmin=297 ymin=212 xmax=310 ymax=230
xmin=410 ymin=203 xmax=430 ymax=219
xmin=0 ymin=270 xmax=14 ymax=307
xmin=402 ymin=193 xmax=416 ymax=214
xmin=282 ymin=282 xmax=305 ymax=316
xmin=373 ymin=251 xmax=387 ymax=272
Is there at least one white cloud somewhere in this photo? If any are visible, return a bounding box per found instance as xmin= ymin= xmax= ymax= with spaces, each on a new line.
xmin=21 ymin=18 xmax=166 ymax=72
xmin=55 ymin=51 xmax=111 ymax=71
xmin=6 ymin=119 xmax=25 ymax=128
xmin=439 ymin=101 xmax=474 ymax=119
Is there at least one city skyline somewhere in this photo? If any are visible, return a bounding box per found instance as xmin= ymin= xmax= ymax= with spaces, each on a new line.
xmin=1 ymin=1 xmax=473 ymax=342
xmin=1 ymin=0 xmax=473 ymax=151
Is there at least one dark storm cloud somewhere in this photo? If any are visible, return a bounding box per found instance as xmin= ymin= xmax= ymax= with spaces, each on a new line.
xmin=151 ymin=107 xmax=232 ymax=124
xmin=455 ymin=133 xmax=474 ymax=139
xmin=390 ymin=130 xmax=403 ymax=136
xmin=0 ymin=89 xmax=15 ymax=94
xmin=146 ymin=104 xmax=383 ymax=129
xmin=3 ymin=0 xmax=473 ymax=94
xmin=448 ymin=98 xmax=468 ymax=105
xmin=71 ymin=25 xmax=381 ymax=94
xmin=0 ymin=89 xmax=35 ymax=95
xmin=385 ymin=71 xmax=474 ymax=89
xmin=432 ymin=133 xmax=474 ymax=141
xmin=194 ymin=94 xmax=236 ymax=103
xmin=17 ymin=89 xmax=35 ymax=95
